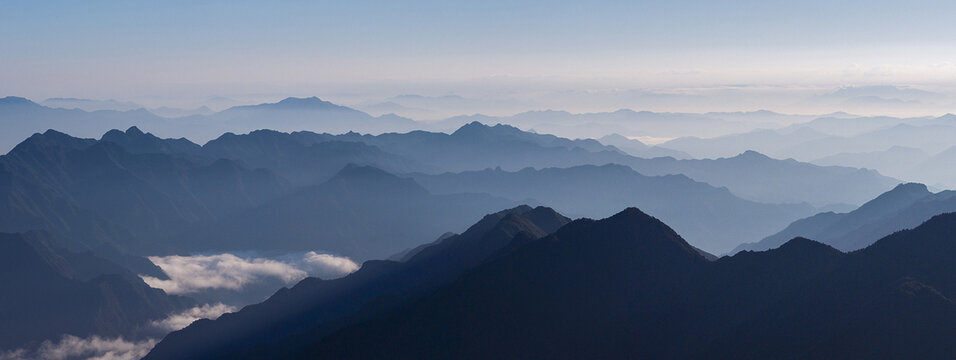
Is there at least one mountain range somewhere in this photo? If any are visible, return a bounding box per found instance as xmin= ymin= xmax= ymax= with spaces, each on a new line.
xmin=317 ymin=122 xmax=897 ymax=206
xmin=145 ymin=206 xmax=570 ymax=359
xmin=733 ymin=182 xmax=956 ymax=253
xmin=146 ymin=206 xmax=956 ymax=359
xmin=408 ymin=164 xmax=816 ymax=254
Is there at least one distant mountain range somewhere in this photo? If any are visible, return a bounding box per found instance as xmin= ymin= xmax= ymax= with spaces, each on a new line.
xmin=3 ymin=94 xmax=937 ymax=191
xmin=0 ymin=96 xmax=420 ymax=153
xmin=408 ymin=164 xmax=816 ymax=254
xmin=0 ymin=231 xmax=192 ymax=350
xmin=310 ymin=121 xmax=897 ymax=206
xmin=659 ymin=113 xmax=956 ymax=188
xmin=0 ymin=123 xmax=900 ymax=257
xmin=597 ymin=133 xmax=692 ymax=159
xmin=733 ymin=182 xmax=956 ymax=253
xmin=428 ymin=108 xmax=817 ymax=140
xmin=145 ymin=206 xmax=956 ymax=359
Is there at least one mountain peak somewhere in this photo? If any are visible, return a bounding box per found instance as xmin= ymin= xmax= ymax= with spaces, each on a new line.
xmin=555 ymin=207 xmax=703 ymax=261
xmin=226 ymin=96 xmax=357 ymax=113
xmin=452 ymin=121 xmax=491 ymax=134
xmin=125 ymin=126 xmax=144 ymax=135
xmin=735 ymin=150 xmax=770 ymax=159
xmin=10 ymin=129 xmax=94 ymax=154
xmin=887 ymin=182 xmax=929 ymax=195
xmin=272 ymin=96 xmax=349 ymax=110
xmin=451 ymin=121 xmax=525 ymax=139
xmin=775 ymin=236 xmax=842 ymax=256
xmin=853 ymin=182 xmax=931 ymax=216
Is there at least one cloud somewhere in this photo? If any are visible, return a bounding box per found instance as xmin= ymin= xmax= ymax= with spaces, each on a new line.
xmin=150 ymin=303 xmax=237 ymax=332
xmin=141 ymin=252 xmax=359 ymax=295
xmin=0 ymin=304 xmax=239 ymax=360
xmin=0 ymin=335 xmax=157 ymax=360
xmin=301 ymin=251 xmax=360 ymax=277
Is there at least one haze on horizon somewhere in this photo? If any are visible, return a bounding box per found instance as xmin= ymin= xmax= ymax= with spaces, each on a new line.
xmin=3 ymin=0 xmax=956 ymax=118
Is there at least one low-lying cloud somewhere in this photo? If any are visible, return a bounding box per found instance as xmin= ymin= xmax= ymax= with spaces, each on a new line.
xmin=150 ymin=303 xmax=236 ymax=332
xmin=0 ymin=303 xmax=238 ymax=360
xmin=0 ymin=335 xmax=156 ymax=360
xmin=302 ymin=251 xmax=360 ymax=275
xmin=141 ymin=251 xmax=359 ymax=295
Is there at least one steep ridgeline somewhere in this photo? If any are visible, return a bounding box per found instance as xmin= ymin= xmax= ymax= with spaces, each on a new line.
xmin=409 ymin=164 xmax=817 ymax=254
xmin=145 ymin=206 xmax=570 ymax=360
xmin=184 ymin=165 xmax=516 ymax=260
xmin=734 ymin=182 xmax=956 ymax=253
xmin=146 ymin=208 xmax=956 ymax=359
xmin=0 ymin=129 xmax=290 ymax=254
xmin=0 ymin=231 xmax=193 ymax=350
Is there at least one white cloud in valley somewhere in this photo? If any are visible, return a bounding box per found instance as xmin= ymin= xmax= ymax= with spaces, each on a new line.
xmin=141 ymin=252 xmax=359 ymax=295
xmin=150 ymin=303 xmax=237 ymax=332
xmin=0 ymin=335 xmax=156 ymax=360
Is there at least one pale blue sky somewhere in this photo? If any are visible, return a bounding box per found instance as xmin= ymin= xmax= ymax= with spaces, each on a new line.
xmin=2 ymin=0 xmax=956 ymax=112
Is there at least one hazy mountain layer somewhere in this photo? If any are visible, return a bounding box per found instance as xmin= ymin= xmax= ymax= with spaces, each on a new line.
xmin=734 ymin=182 xmax=956 ymax=253
xmin=408 ymin=164 xmax=816 ymax=254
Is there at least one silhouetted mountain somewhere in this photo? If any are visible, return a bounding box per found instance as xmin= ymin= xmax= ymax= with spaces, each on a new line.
xmin=184 ymin=165 xmax=517 ymax=260
xmin=145 ymin=206 xmax=568 ymax=360
xmin=154 ymin=208 xmax=956 ymax=359
xmin=0 ymin=231 xmax=193 ymax=349
xmin=409 ymin=164 xmax=817 ymax=253
xmin=734 ymin=182 xmax=956 ymax=253
xmin=304 ymin=208 xmax=711 ymax=359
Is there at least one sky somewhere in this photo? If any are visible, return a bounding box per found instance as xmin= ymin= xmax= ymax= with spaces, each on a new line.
xmin=2 ymin=0 xmax=956 ymax=115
